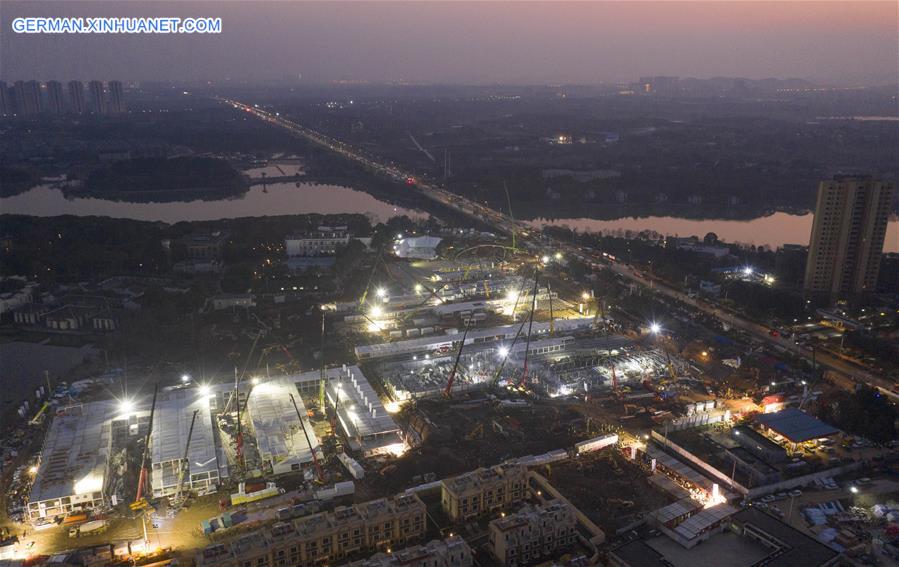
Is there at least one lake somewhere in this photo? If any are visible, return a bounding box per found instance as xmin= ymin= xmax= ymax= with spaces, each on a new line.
xmin=532 ymin=212 xmax=899 ymax=253
xmin=0 ymin=182 xmax=426 ymax=223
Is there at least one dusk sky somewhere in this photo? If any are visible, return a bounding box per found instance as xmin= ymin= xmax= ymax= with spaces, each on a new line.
xmin=2 ymin=1 xmax=897 ymax=86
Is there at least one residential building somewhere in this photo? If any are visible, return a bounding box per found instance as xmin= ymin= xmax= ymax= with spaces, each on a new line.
xmin=13 ymin=80 xmax=41 ymax=115
xmin=88 ymin=80 xmax=105 ymax=114
xmin=489 ymin=501 xmax=578 ymax=566
xmin=67 ymin=80 xmax=86 ymax=114
xmin=349 ymin=536 xmax=473 ymax=567
xmin=441 ymin=464 xmax=527 ymax=522
xmin=46 ymin=80 xmax=64 ymax=114
xmin=0 ymin=81 xmax=11 ymax=116
xmin=107 ymin=80 xmax=125 ymax=113
xmin=180 ymin=230 xmax=229 ymax=261
xmin=195 ymin=493 xmax=428 ymax=567
xmin=285 ymin=225 xmax=352 ymax=257
xmin=804 ymin=176 xmax=895 ymax=300
xmin=211 ymin=294 xmax=256 ymax=310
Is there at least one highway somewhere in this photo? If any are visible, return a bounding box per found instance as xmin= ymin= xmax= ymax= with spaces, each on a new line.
xmin=221 ymin=98 xmax=893 ymax=399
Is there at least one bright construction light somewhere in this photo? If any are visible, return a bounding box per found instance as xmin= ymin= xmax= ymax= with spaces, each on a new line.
xmin=743 ymin=266 xmax=754 ymax=275
xmin=554 ymin=252 xmax=562 ymax=260
xmin=198 ymin=384 xmax=211 ymax=398
xmin=581 ymin=292 xmax=590 ymax=301
xmin=384 ymin=401 xmax=402 ymax=414
xmin=28 ymin=465 xmax=38 ymax=475
xmin=376 ymin=287 xmax=387 ymax=298
xmin=541 ymin=255 xmax=550 ymax=264
xmin=649 ymin=322 xmax=661 ymax=334
xmin=119 ymin=398 xmax=135 ymax=415
xmin=414 ymin=283 xmax=423 ymax=294
xmin=370 ymin=305 xmax=384 ymax=318
xmin=497 ymin=345 xmax=510 ymax=358
xmin=251 ymin=377 xmax=260 ymax=386
xmin=181 ymin=374 xmax=190 ymax=383
xmin=701 ymin=351 xmax=708 ymax=357
xmin=850 ymin=486 xmax=859 ymax=494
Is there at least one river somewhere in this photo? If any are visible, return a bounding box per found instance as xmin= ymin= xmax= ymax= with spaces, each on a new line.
xmin=2 ymin=185 xmax=897 ymax=252
xmin=532 ymin=212 xmax=899 ymax=253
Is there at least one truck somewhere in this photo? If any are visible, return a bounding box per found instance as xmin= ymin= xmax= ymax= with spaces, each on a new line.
xmin=62 ymin=513 xmax=88 ymax=526
xmin=68 ymin=519 xmax=108 ymax=538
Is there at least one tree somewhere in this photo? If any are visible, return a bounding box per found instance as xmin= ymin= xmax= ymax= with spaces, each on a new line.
xmin=817 ymin=386 xmax=896 ymax=445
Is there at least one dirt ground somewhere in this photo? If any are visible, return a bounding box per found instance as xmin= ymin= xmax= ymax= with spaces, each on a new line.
xmin=548 ymin=450 xmax=675 ymax=534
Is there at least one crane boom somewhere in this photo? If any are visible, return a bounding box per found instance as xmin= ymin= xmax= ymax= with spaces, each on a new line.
xmin=289 ymin=394 xmax=324 ymax=482
xmin=443 ymin=316 xmax=474 ymax=398
xmin=173 ymin=409 xmax=199 ymax=505
xmin=517 ymin=270 xmax=540 ymax=388
xmin=131 ymin=383 xmax=158 ymax=510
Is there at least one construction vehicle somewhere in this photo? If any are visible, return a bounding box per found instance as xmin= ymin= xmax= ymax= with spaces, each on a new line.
xmin=130 ymin=384 xmax=159 ymax=512
xmin=68 ymin=519 xmax=108 ymax=538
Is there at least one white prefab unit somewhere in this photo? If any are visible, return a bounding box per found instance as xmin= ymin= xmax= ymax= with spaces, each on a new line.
xmin=575 ymin=433 xmax=619 ymax=455
xmin=337 ymin=452 xmax=366 ymax=480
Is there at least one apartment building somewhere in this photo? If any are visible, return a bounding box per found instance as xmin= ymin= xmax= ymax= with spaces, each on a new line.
xmin=196 ymin=493 xmax=427 ymax=567
xmin=441 ymin=464 xmax=528 ymax=522
xmin=488 ymin=501 xmax=578 ymax=566
xmin=349 ymin=536 xmax=474 ymax=567
xmin=285 ymin=226 xmax=352 ymax=257
xmin=804 ymin=176 xmax=895 ymax=300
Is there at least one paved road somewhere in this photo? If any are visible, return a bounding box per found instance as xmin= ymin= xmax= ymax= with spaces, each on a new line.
xmin=221 ymin=98 xmax=893 ymax=399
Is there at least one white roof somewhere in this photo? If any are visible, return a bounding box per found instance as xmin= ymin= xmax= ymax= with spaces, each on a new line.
xmin=326 ymin=367 xmax=400 ymax=440
xmin=355 ymin=318 xmax=593 ymax=358
xmin=30 ymin=401 xmax=112 ymax=504
xmin=151 ymin=390 xmax=219 ymax=485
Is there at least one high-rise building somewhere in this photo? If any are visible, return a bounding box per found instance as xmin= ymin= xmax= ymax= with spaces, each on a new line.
xmin=88 ymin=80 xmax=106 ymax=114
xmin=13 ymin=80 xmax=41 ymax=115
xmin=0 ymin=82 xmax=10 ymax=116
xmin=803 ymin=176 xmax=895 ymax=301
xmin=45 ymin=80 xmax=64 ymax=114
xmin=26 ymin=80 xmax=43 ymax=113
xmin=67 ymin=80 xmax=86 ymax=114
xmin=107 ymin=80 xmax=125 ymax=114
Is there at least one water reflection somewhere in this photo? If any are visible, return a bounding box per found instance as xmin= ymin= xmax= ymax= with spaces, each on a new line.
xmin=0 ymin=183 xmax=425 ymax=223
xmin=533 ymin=212 xmax=899 ymax=253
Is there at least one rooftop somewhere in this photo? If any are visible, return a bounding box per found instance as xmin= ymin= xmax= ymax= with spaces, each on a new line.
xmin=30 ymin=401 xmax=114 ymax=504
xmin=246 ymin=377 xmax=319 ymax=467
xmin=150 ymin=389 xmax=220 ymax=485
xmin=754 ymin=408 xmax=840 ymax=443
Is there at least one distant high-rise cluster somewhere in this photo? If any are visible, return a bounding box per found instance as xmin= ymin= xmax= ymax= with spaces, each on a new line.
xmin=0 ymin=79 xmax=126 ymax=117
